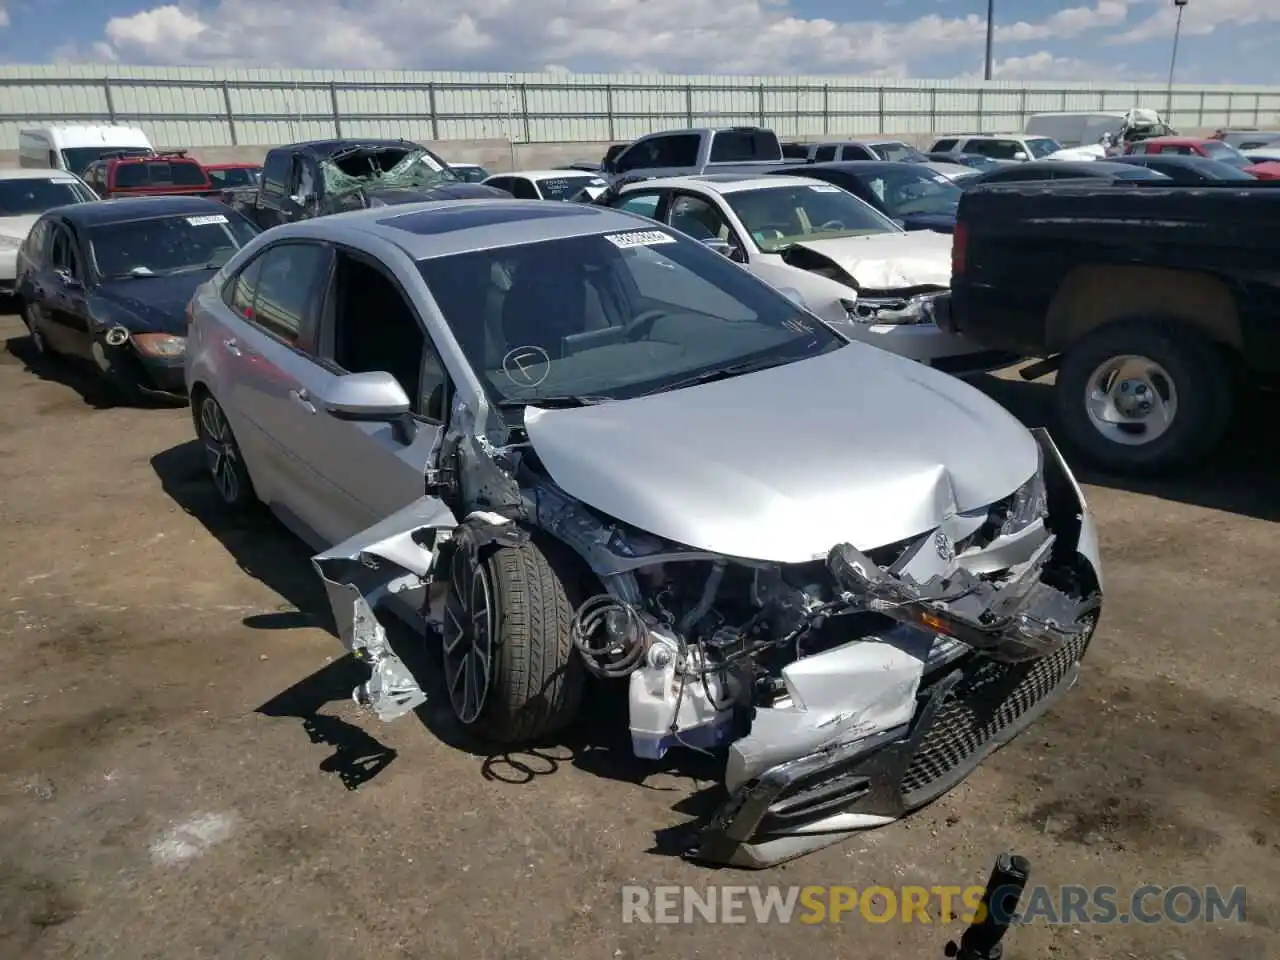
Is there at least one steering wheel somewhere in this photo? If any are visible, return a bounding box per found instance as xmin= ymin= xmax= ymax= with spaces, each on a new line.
xmin=621 ymin=308 xmax=669 ymax=340
xmin=818 ymin=220 xmax=846 ymax=231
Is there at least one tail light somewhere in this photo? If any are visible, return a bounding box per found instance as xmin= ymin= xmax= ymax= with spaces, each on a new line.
xmin=952 ymin=221 xmax=968 ymax=280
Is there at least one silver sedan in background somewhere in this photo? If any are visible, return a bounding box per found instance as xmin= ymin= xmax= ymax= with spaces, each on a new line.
xmin=184 ymin=199 xmax=1102 ymax=868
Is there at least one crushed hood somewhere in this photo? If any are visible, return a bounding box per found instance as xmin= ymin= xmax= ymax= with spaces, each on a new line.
xmin=522 ymin=344 xmax=1039 ymax=563
xmin=0 ymin=215 xmax=39 ymax=243
xmin=786 ymin=231 xmax=952 ymax=290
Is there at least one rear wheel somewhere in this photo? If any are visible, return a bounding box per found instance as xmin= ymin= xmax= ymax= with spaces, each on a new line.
xmin=20 ymin=300 xmax=47 ymax=356
xmin=442 ymin=536 xmax=583 ymax=743
xmin=194 ymin=391 xmax=256 ymax=509
xmin=1054 ymin=319 xmax=1234 ymax=475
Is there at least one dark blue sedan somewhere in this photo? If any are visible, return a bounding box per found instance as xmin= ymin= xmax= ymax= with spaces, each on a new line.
xmin=15 ymin=195 xmax=260 ymax=403
xmin=770 ymin=161 xmax=962 ymax=233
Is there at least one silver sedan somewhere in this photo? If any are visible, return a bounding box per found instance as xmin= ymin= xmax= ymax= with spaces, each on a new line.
xmin=185 ymin=199 xmax=1102 ymax=868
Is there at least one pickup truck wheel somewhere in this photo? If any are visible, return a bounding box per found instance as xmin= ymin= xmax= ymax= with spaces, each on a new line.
xmin=442 ymin=537 xmax=584 ymax=744
xmin=1055 ymin=320 xmax=1232 ymax=474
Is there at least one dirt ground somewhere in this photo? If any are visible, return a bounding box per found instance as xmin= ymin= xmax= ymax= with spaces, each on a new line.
xmin=0 ymin=311 xmax=1277 ymax=960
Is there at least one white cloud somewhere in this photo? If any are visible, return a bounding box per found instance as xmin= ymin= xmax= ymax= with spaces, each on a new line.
xmin=976 ymin=50 xmax=1151 ymax=82
xmin=76 ymin=0 xmax=1139 ymax=76
xmin=1109 ymin=0 xmax=1280 ymax=45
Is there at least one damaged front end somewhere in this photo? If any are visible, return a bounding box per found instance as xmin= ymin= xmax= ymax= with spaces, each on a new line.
xmin=308 ymin=394 xmax=1101 ymax=868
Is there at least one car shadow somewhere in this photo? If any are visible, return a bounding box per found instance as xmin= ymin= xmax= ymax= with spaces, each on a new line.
xmin=153 ymin=437 xmax=713 ymax=815
xmin=969 ymin=372 xmax=1280 ymax=523
xmin=150 ymin=438 xmax=331 ymax=621
xmin=3 ymin=333 xmax=123 ymax=409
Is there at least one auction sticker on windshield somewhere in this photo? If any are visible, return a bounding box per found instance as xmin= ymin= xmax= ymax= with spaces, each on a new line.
xmin=809 ymin=184 xmax=841 ymax=192
xmin=187 ymin=214 xmax=229 ymax=226
xmin=605 ymin=230 xmax=676 ymax=248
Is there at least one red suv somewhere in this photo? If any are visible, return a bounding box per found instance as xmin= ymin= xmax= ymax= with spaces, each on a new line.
xmin=82 ymin=151 xmax=219 ymax=199
xmin=1124 ymin=136 xmax=1280 ymax=180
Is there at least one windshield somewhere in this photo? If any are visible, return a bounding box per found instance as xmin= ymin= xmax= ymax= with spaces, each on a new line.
xmin=416 ymin=228 xmax=844 ymax=406
xmin=61 ymin=146 xmax=151 ymax=176
xmin=207 ymin=167 xmax=260 ymax=188
xmin=871 ymin=142 xmax=928 ymax=163
xmin=857 ymin=166 xmax=961 ymax=216
xmin=451 ymin=165 xmax=490 ymax=183
xmin=1109 ymin=166 xmax=1170 ymax=181
xmin=537 ymin=175 xmax=606 ymax=201
xmin=322 ymin=146 xmax=460 ymax=196
xmin=1026 ymin=138 xmax=1062 ymax=158
xmin=1202 ymin=141 xmax=1251 ymax=169
xmin=0 ymin=178 xmax=96 ymax=215
xmin=89 ymin=212 xmax=259 ymax=279
xmin=723 ymin=183 xmax=899 ymax=252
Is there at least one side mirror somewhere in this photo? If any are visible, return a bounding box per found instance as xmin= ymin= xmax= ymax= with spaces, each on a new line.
xmin=316 ymin=371 xmax=416 ymax=442
xmin=1013 ymin=151 xmax=1029 ymax=162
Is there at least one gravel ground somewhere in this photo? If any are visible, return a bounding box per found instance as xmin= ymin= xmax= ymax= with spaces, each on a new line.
xmin=0 ymin=312 xmax=1276 ymax=960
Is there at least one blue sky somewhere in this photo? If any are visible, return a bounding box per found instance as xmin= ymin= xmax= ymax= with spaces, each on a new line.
xmin=1 ymin=0 xmax=1277 ymax=84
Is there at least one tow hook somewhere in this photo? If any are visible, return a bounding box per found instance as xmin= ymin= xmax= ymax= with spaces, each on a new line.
xmin=104 ymin=326 xmax=130 ymax=347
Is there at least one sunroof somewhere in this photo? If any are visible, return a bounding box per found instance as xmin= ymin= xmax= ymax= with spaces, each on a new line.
xmin=380 ymin=203 xmax=599 ymax=235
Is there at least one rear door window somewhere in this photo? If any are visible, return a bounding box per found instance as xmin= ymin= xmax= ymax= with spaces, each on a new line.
xmin=709 ymin=129 xmax=782 ymax=163
xmin=930 ymin=138 xmax=958 ymax=152
xmin=813 ymin=144 xmax=838 ymax=162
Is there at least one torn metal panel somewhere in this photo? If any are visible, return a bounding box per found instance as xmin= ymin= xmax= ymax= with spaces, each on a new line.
xmin=312 ymin=496 xmax=457 ymax=723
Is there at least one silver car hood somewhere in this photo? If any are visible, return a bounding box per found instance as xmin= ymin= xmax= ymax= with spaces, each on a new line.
xmin=522 ymin=345 xmax=1039 ymax=563
xmin=788 ymin=231 xmax=952 ymax=289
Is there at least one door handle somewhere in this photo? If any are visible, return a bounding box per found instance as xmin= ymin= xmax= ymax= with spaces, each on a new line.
xmin=223 ymin=338 xmax=242 ymax=356
xmin=289 ymin=388 xmax=316 ymax=413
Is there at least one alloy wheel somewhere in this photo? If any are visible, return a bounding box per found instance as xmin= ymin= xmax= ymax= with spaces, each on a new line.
xmin=441 ymin=546 xmax=495 ymax=725
xmin=1083 ymin=354 xmax=1179 ymax=446
xmin=199 ymin=397 xmax=242 ymax=504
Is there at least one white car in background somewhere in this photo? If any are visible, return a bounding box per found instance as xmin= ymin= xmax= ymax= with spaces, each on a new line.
xmin=598 ymin=173 xmax=1002 ymax=372
xmin=482 ymin=169 xmax=608 ymax=201
xmin=0 ymin=168 xmax=97 ymax=296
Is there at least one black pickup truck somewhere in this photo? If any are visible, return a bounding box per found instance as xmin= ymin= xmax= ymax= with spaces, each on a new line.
xmin=948 ymin=181 xmax=1280 ymax=474
xmin=226 ymin=138 xmax=510 ymax=230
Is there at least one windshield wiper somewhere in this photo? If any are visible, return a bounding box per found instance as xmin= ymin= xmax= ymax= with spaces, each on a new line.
xmin=648 ymin=355 xmax=800 ymax=394
xmin=497 ymin=395 xmax=613 ymax=410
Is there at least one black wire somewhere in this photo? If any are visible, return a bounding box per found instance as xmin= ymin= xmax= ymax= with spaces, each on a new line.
xmin=570 ymin=594 xmax=647 ymax=678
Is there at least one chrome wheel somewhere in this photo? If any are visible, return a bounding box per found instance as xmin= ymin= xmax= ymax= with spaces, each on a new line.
xmin=441 ymin=548 xmax=495 ymax=725
xmin=1083 ymin=354 xmax=1178 ymax=447
xmin=199 ymin=397 xmax=242 ymax=504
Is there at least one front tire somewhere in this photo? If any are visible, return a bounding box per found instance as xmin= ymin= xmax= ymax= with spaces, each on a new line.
xmin=194 ymin=391 xmax=256 ymax=509
xmin=1054 ymin=319 xmax=1233 ymax=475
xmin=442 ymin=536 xmax=583 ymax=743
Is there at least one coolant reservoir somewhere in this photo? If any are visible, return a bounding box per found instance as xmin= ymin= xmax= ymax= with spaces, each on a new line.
xmin=628 ymin=636 xmax=734 ymax=760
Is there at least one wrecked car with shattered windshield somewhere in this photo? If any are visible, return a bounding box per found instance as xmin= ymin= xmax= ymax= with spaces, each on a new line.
xmin=185 ymin=199 xmax=1103 ymax=869
xmin=228 ymin=138 xmax=511 ymax=231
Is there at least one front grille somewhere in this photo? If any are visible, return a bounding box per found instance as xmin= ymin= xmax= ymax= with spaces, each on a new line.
xmin=899 ymin=629 xmax=1088 ymax=796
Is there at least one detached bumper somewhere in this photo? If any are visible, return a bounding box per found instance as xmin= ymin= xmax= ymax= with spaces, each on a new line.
xmin=689 ymin=428 xmax=1102 ymax=868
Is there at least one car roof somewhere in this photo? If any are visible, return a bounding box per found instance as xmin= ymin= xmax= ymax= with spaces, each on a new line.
xmin=285 ymin=138 xmax=418 ymax=157
xmin=204 ymin=162 xmax=260 ymax=169
xmin=801 ymin=160 xmax=923 ymax=176
xmin=0 ymin=168 xmax=82 ymax=182
xmin=495 ymin=169 xmax=606 ymax=181
xmin=1139 ymin=136 xmax=1209 ymax=146
xmin=274 ymin=199 xmax=662 ymax=260
xmin=56 ymin=195 xmax=234 ymax=225
xmin=618 ymin=173 xmax=822 ymax=194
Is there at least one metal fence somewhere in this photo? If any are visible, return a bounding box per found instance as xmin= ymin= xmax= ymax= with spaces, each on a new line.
xmin=2 ymin=69 xmax=1279 ymax=148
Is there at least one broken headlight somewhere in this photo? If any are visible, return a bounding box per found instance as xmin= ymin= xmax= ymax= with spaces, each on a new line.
xmin=992 ymin=449 xmax=1048 ymax=537
xmin=841 ymin=291 xmax=945 ymax=326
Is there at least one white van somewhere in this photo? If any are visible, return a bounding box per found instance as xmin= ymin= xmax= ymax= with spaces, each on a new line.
xmin=1024 ymin=113 xmax=1130 ymax=148
xmin=18 ymin=126 xmax=154 ymax=177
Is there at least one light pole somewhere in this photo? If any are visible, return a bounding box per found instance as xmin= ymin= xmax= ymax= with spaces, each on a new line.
xmin=1166 ymin=0 xmax=1188 ymax=115
xmin=983 ymin=0 xmax=995 ymax=80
